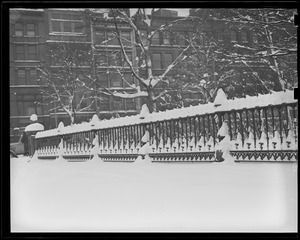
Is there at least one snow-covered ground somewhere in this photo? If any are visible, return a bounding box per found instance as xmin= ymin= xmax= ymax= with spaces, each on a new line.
xmin=11 ymin=155 xmax=297 ymax=232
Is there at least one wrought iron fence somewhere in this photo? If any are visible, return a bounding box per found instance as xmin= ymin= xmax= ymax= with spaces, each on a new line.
xmin=34 ymin=90 xmax=298 ymax=163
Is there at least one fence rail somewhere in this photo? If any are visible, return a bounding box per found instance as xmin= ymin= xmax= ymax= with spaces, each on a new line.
xmin=35 ymin=89 xmax=298 ymax=163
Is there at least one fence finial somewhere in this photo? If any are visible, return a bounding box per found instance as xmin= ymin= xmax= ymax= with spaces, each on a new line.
xmin=214 ymin=88 xmax=227 ymax=107
xmin=57 ymin=121 xmax=64 ymax=133
xmin=140 ymin=104 xmax=150 ymax=119
xmin=141 ymin=130 xmax=150 ymax=143
xmin=217 ymin=120 xmax=229 ymax=138
xmin=30 ymin=114 xmax=38 ymax=122
xmin=215 ymin=121 xmax=233 ymax=163
xmin=90 ymin=114 xmax=100 ymax=127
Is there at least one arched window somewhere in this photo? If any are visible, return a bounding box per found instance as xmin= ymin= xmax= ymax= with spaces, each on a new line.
xmin=241 ymin=30 xmax=248 ymax=43
xmin=230 ymin=30 xmax=237 ymax=42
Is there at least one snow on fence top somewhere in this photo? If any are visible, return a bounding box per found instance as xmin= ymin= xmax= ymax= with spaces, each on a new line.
xmin=35 ymin=90 xmax=297 ymax=139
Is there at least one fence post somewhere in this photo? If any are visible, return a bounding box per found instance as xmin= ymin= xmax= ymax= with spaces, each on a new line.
xmin=137 ymin=104 xmax=150 ymax=162
xmin=56 ymin=121 xmax=65 ymax=161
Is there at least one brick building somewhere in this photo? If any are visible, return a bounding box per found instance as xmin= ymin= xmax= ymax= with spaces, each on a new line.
xmin=10 ymin=8 xmax=48 ymax=139
xmin=10 ymin=8 xmax=289 ymax=139
xmin=10 ymin=8 xmax=139 ymax=138
xmin=10 ymin=8 xmax=188 ymax=137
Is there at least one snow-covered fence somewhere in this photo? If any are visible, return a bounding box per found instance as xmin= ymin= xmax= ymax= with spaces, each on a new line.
xmin=35 ymin=89 xmax=298 ymax=163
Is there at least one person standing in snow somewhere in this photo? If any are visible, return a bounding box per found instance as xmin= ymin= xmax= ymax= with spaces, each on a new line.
xmin=21 ymin=132 xmax=29 ymax=156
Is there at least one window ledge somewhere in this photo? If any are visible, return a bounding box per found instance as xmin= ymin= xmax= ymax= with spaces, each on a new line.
xmin=95 ymin=44 xmax=132 ymax=48
xmin=12 ymin=35 xmax=41 ymax=38
xmin=109 ymin=87 xmax=135 ymax=90
xmin=14 ymin=60 xmax=40 ymax=62
xmin=49 ymin=32 xmax=86 ymax=36
xmin=151 ymin=44 xmax=176 ymax=47
xmin=10 ymin=85 xmax=40 ymax=88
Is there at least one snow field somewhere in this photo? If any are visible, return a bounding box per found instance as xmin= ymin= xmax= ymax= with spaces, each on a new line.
xmin=11 ymin=156 xmax=297 ymax=232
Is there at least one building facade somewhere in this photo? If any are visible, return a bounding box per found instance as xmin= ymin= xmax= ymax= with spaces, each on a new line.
xmin=10 ymin=8 xmax=140 ymax=138
xmin=10 ymin=8 xmax=286 ymax=139
xmin=10 ymin=8 xmax=48 ymax=139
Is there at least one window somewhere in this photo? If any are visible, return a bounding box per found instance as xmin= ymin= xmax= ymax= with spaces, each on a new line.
xmin=164 ymin=53 xmax=173 ymax=68
xmin=17 ymin=102 xmax=24 ymax=115
xmin=15 ymin=68 xmax=38 ymax=85
xmin=64 ymin=13 xmax=73 ymax=20
xmin=16 ymin=45 xmax=25 ymax=60
xmin=96 ymin=54 xmax=107 ymax=66
xmin=95 ymin=31 xmax=105 ymax=44
xmin=63 ymin=22 xmax=72 ymax=32
xmin=252 ymin=33 xmax=258 ymax=44
xmin=75 ymin=92 xmax=88 ymax=109
xmin=123 ymin=52 xmax=132 ymax=67
xmin=162 ymin=32 xmax=170 ymax=45
xmin=28 ymin=45 xmax=38 ymax=60
xmin=27 ymin=23 xmax=35 ymax=36
xmin=17 ymin=69 xmax=26 ymax=84
xmin=15 ymin=23 xmax=23 ymax=36
xmin=151 ymin=31 xmax=160 ymax=45
xmin=107 ymin=32 xmax=119 ymax=45
xmin=26 ymin=104 xmax=36 ymax=115
xmin=216 ymin=31 xmax=223 ymax=42
xmin=126 ymin=99 xmax=136 ymax=110
xmin=74 ymin=22 xmax=83 ymax=33
xmin=124 ymin=73 xmax=134 ymax=86
xmin=241 ymin=31 xmax=248 ymax=43
xmin=152 ymin=53 xmax=162 ymax=69
xmin=100 ymin=95 xmax=110 ymax=111
xmin=110 ymin=73 xmax=122 ymax=87
xmin=230 ymin=30 xmax=237 ymax=42
xmin=108 ymin=52 xmax=121 ymax=66
xmin=113 ymin=98 xmax=123 ymax=111
xmin=50 ymin=12 xmax=84 ymax=34
xmin=140 ymin=30 xmax=147 ymax=45
xmin=52 ymin=13 xmax=62 ymax=19
xmin=98 ymin=73 xmax=108 ymax=87
xmin=16 ymin=95 xmax=42 ymax=116
xmin=52 ymin=21 xmax=61 ymax=32
xmin=29 ymin=69 xmax=37 ymax=84
xmin=16 ymin=45 xmax=39 ymax=61
xmin=121 ymin=31 xmax=131 ymax=45
xmin=177 ymin=32 xmax=187 ymax=45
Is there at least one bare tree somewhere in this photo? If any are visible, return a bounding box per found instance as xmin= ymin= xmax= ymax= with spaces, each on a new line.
xmin=169 ymin=8 xmax=297 ymax=107
xmin=207 ymin=8 xmax=297 ymax=91
xmin=80 ymin=8 xmax=203 ymax=113
xmin=37 ymin=42 xmax=98 ymax=124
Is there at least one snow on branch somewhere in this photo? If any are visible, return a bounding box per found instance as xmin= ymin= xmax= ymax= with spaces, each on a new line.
xmin=233 ymin=44 xmax=258 ymax=51
xmin=112 ymin=88 xmax=149 ymax=99
xmin=77 ymin=99 xmax=95 ymax=112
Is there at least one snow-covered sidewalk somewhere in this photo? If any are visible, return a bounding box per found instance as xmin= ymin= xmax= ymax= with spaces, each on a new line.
xmin=11 ymin=156 xmax=297 ymax=232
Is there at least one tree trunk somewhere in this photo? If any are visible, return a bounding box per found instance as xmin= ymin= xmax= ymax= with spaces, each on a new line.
xmin=71 ymin=114 xmax=75 ymax=125
xmin=147 ymin=88 xmax=156 ymax=113
xmin=264 ymin=16 xmax=285 ymax=91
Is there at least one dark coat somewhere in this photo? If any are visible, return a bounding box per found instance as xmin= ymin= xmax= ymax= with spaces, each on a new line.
xmin=21 ymin=132 xmax=29 ymax=154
